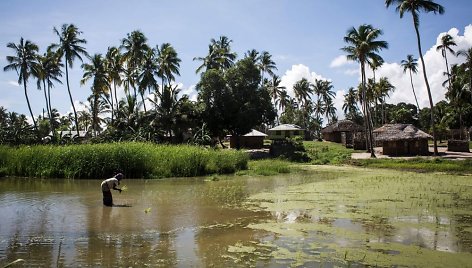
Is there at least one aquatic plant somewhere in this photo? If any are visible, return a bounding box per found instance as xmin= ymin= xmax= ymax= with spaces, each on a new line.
xmin=0 ymin=142 xmax=248 ymax=179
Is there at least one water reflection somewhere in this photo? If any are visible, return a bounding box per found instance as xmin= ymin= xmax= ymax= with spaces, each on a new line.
xmin=1 ymin=175 xmax=305 ymax=267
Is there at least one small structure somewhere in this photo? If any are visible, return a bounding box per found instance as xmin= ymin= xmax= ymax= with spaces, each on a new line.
xmin=374 ymin=124 xmax=432 ymax=156
xmin=268 ymin=124 xmax=304 ymax=140
xmin=230 ymin=129 xmax=267 ymax=149
xmin=321 ymin=120 xmax=364 ymax=147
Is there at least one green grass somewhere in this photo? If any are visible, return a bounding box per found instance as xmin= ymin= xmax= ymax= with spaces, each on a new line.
xmin=0 ymin=142 xmax=248 ymax=179
xmin=350 ymin=157 xmax=472 ymax=174
xmin=303 ymin=141 xmax=356 ymax=165
xmin=237 ymin=159 xmax=294 ymax=176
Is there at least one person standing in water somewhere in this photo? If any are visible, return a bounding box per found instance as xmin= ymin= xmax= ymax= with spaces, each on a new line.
xmin=101 ymin=173 xmax=124 ymax=206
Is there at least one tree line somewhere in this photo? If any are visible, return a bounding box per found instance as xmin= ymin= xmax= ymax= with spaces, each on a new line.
xmin=3 ymin=0 xmax=472 ymax=157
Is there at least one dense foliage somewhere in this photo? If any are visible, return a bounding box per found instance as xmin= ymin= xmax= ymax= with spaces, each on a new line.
xmin=0 ymin=142 xmax=248 ymax=179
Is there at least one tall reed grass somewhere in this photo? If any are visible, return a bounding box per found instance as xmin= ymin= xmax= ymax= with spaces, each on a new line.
xmin=0 ymin=143 xmax=248 ymax=179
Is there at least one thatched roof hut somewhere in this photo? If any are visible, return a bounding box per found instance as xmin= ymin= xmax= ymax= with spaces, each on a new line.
xmin=321 ymin=120 xmax=363 ymax=146
xmin=373 ymin=124 xmax=432 ymax=156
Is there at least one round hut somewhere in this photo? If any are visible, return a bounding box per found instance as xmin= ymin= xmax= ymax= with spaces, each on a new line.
xmin=373 ymin=124 xmax=432 ymax=156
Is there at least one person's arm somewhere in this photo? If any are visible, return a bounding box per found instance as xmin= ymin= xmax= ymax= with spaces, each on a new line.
xmin=112 ymin=182 xmax=122 ymax=193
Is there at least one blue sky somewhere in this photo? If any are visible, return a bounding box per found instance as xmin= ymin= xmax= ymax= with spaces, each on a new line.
xmin=1 ymin=0 xmax=472 ymax=120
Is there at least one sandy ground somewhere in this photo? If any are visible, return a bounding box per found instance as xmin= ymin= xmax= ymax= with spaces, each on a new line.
xmin=351 ymin=146 xmax=472 ymax=160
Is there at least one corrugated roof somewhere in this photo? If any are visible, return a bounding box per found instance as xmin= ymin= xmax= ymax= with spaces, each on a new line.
xmin=374 ymin=124 xmax=432 ymax=141
xmin=268 ymin=124 xmax=303 ymax=131
xmin=243 ymin=129 xmax=268 ymax=137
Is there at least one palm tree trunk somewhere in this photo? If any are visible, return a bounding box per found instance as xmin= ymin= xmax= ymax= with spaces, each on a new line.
xmin=23 ymin=77 xmax=37 ymax=132
xmin=109 ymin=85 xmax=114 ymax=124
xmin=409 ymin=69 xmax=421 ymax=112
xmin=414 ymin=20 xmax=438 ymax=156
xmin=65 ymin=61 xmax=80 ymax=137
xmin=114 ymin=82 xmax=119 ymax=117
xmin=47 ymin=84 xmax=55 ymax=137
xmin=141 ymin=92 xmax=147 ymax=113
xmin=42 ymin=80 xmax=51 ymax=120
xmin=362 ymin=63 xmax=375 ymax=158
xmin=444 ymin=51 xmax=452 ymax=90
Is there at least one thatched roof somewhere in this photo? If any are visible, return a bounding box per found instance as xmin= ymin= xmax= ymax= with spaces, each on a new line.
xmin=374 ymin=124 xmax=432 ymax=141
xmin=269 ymin=124 xmax=303 ymax=131
xmin=321 ymin=120 xmax=363 ymax=133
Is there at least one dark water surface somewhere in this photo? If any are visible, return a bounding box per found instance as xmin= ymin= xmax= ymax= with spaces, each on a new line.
xmin=0 ymin=174 xmax=312 ymax=267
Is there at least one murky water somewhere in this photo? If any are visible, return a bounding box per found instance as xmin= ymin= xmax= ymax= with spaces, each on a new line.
xmin=0 ymin=174 xmax=313 ymax=267
xmin=1 ymin=167 xmax=472 ymax=267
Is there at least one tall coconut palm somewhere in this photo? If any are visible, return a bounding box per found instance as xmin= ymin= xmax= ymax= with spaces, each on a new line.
xmin=4 ymin=38 xmax=40 ymax=132
xmin=436 ymin=33 xmax=457 ymax=88
xmin=51 ymin=24 xmax=89 ymax=136
xmin=258 ymin=51 xmax=277 ymax=84
xmin=342 ymin=24 xmax=388 ymax=157
xmin=36 ymin=48 xmax=63 ymax=135
xmin=156 ymin=43 xmax=181 ymax=89
xmin=278 ymin=90 xmax=290 ymax=113
xmin=456 ymin=47 xmax=472 ymax=104
xmin=343 ymin=87 xmax=359 ymax=117
xmin=293 ymin=78 xmax=313 ymax=106
xmin=105 ymin=46 xmax=124 ymax=122
xmin=266 ymin=75 xmax=285 ymax=107
xmin=386 ymin=0 xmax=444 ymax=156
xmin=81 ymin=54 xmax=109 ymax=136
xmin=121 ymin=30 xmax=150 ymax=103
xmin=244 ymin=49 xmax=259 ymax=63
xmin=377 ymin=77 xmax=396 ymax=124
xmin=194 ymin=36 xmax=236 ymax=73
xmin=401 ymin=54 xmax=421 ymax=111
xmin=138 ymin=48 xmax=158 ymax=112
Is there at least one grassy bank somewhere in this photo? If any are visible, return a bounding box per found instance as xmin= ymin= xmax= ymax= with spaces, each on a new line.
xmin=304 ymin=141 xmax=356 ymax=164
xmin=0 ymin=142 xmax=248 ymax=179
xmin=350 ymin=157 xmax=472 ymax=174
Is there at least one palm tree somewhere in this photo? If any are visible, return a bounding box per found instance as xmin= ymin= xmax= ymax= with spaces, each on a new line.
xmin=456 ymin=48 xmax=472 ymax=104
xmin=342 ymin=24 xmax=388 ymax=157
xmin=81 ymin=54 xmax=109 ymax=136
xmin=376 ymin=77 xmax=396 ymax=124
xmin=343 ymin=87 xmax=359 ymax=117
xmin=293 ymin=78 xmax=313 ymax=106
xmin=105 ymin=46 xmax=124 ymax=122
xmin=121 ymin=30 xmax=150 ymax=103
xmin=278 ymin=90 xmax=290 ymax=113
xmin=137 ymin=48 xmax=157 ymax=112
xmin=36 ymin=48 xmax=63 ymax=135
xmin=51 ymin=24 xmax=89 ymax=136
xmin=436 ymin=33 xmax=457 ymax=88
xmin=4 ymin=38 xmax=40 ymax=132
xmin=401 ymin=54 xmax=421 ymax=111
xmin=194 ymin=36 xmax=237 ymax=73
xmin=386 ymin=0 xmax=445 ymax=156
xmin=258 ymin=51 xmax=277 ymax=84
xmin=266 ymin=75 xmax=285 ymax=107
xmin=156 ymin=43 xmax=181 ymax=89
xmin=244 ymin=49 xmax=259 ymax=63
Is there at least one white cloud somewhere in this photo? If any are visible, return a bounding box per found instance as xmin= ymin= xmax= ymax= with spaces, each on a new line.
xmin=330 ymin=55 xmax=352 ymax=68
xmin=177 ymin=83 xmax=198 ymax=102
xmin=280 ymin=64 xmax=346 ymax=124
xmin=280 ymin=64 xmax=330 ymax=98
xmin=368 ymin=25 xmax=472 ymax=109
xmin=344 ymin=68 xmax=359 ymax=76
xmin=7 ymin=80 xmax=20 ymax=87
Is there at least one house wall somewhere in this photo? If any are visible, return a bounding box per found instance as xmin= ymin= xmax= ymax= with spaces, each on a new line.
xmin=268 ymin=130 xmax=304 ymax=140
xmin=230 ymin=136 xmax=264 ymax=149
xmin=382 ymin=139 xmax=429 ymax=156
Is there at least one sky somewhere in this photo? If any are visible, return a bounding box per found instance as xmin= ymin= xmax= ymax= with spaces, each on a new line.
xmin=1 ymin=0 xmax=472 ymax=123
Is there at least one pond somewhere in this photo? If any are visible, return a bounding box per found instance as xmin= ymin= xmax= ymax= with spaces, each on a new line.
xmin=1 ymin=166 xmax=472 ymax=267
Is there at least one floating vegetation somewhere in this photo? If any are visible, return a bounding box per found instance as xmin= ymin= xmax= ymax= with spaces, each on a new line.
xmin=144 ymin=207 xmax=151 ymax=214
xmin=235 ymin=166 xmax=472 ymax=267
